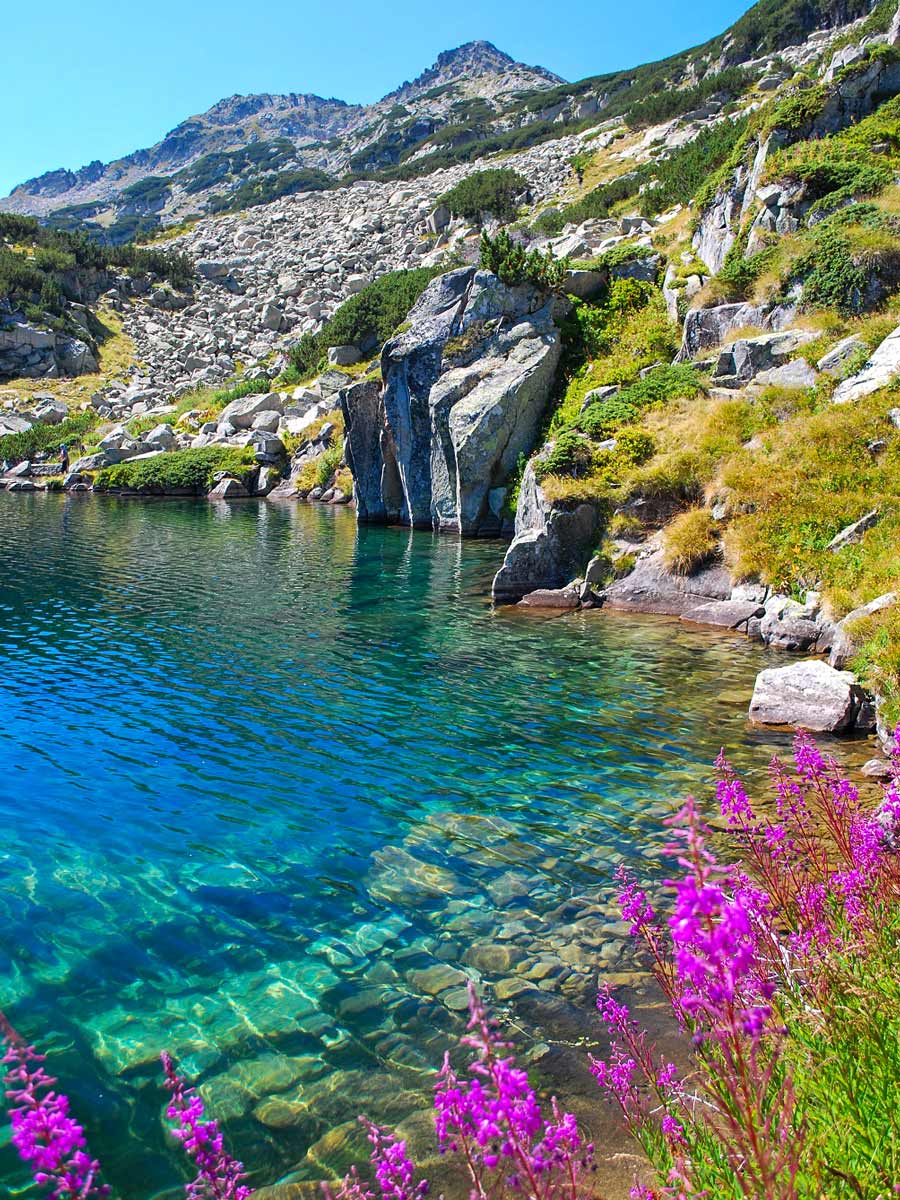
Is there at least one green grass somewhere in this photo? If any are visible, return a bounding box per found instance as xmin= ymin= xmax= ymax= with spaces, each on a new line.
xmin=94 ymin=447 xmax=257 ymax=494
xmin=662 ymin=507 xmax=719 ymax=574
xmin=0 ymin=412 xmax=99 ymax=463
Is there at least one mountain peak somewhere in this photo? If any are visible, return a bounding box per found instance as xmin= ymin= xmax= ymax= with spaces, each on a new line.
xmin=386 ymin=39 xmax=564 ymax=101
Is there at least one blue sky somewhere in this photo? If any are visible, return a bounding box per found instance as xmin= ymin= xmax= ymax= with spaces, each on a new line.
xmin=2 ymin=0 xmax=752 ymax=196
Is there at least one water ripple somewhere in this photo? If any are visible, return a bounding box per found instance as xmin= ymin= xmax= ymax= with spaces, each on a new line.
xmin=0 ymin=493 xmax=800 ymax=1197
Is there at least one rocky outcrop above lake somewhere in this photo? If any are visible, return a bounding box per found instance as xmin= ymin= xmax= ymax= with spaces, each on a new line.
xmin=492 ymin=464 xmax=600 ymax=603
xmin=341 ymin=268 xmax=562 ymax=535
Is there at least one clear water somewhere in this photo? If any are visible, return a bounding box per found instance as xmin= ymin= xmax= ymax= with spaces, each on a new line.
xmin=0 ymin=492 xmax=798 ymax=1197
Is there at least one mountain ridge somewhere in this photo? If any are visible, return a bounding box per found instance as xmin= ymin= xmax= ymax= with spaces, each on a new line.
xmin=0 ymin=1 xmax=888 ymax=240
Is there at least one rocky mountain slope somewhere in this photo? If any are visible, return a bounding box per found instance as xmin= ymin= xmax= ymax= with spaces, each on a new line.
xmin=0 ymin=42 xmax=561 ymax=238
xmin=2 ymin=1 xmax=886 ymax=241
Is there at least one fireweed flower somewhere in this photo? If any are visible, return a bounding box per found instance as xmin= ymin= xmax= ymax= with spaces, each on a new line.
xmin=0 ymin=1011 xmax=107 ymax=1200
xmin=360 ymin=1121 xmax=427 ymax=1200
xmin=433 ymin=984 xmax=592 ymax=1198
xmin=160 ymin=1052 xmax=252 ymax=1200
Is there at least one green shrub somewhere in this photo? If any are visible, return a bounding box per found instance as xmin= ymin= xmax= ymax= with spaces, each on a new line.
xmin=578 ymin=366 xmax=703 ymax=439
xmin=792 ymin=214 xmax=900 ymax=312
xmin=623 ymin=66 xmax=752 ymax=130
xmin=581 ymin=397 xmax=639 ymax=439
xmin=94 ymin=447 xmax=256 ymax=493
xmin=642 ymin=116 xmax=751 ymax=215
xmin=316 ymin=444 xmax=343 ymax=489
xmin=615 ymin=428 xmax=657 ymax=465
xmin=0 ymin=412 xmax=98 ymax=464
xmin=288 ymin=267 xmax=442 ymax=377
xmin=438 ymin=169 xmax=529 ymax=222
xmin=479 ymin=231 xmax=568 ymax=290
xmin=534 ymin=431 xmax=596 ymax=481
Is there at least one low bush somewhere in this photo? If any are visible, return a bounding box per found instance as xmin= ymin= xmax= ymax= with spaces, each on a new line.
xmin=438 ymin=169 xmax=529 ymax=223
xmin=288 ymin=267 xmax=442 ymax=377
xmin=479 ymin=230 xmax=568 ymax=290
xmin=94 ymin=447 xmax=256 ymax=493
xmin=661 ymin=506 xmax=719 ymax=574
xmin=0 ymin=412 xmax=98 ymax=464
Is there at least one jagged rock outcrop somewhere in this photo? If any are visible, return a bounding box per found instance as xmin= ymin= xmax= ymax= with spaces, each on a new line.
xmin=0 ymin=318 xmax=98 ymax=380
xmin=340 ymin=268 xmax=562 ymax=534
xmin=491 ymin=464 xmax=600 ymax=604
xmin=833 ymin=322 xmax=900 ymax=402
xmin=676 ymin=301 xmax=799 ymax=360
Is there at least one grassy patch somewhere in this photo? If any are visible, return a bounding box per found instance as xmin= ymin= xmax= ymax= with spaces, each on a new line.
xmin=0 ymin=412 xmax=99 ymax=463
xmin=94 ymin=446 xmax=256 ymax=493
xmin=662 ymin=507 xmax=719 ymax=574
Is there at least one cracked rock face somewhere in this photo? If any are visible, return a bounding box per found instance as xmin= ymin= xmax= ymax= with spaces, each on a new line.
xmin=491 ymin=463 xmax=600 ymax=604
xmin=341 ymin=268 xmax=562 ymax=536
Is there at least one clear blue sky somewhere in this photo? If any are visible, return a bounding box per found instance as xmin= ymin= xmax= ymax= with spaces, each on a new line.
xmin=2 ymin=0 xmax=752 ymax=196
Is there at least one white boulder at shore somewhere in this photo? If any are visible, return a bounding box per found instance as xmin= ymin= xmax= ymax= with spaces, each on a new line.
xmin=749 ymin=659 xmax=873 ymax=733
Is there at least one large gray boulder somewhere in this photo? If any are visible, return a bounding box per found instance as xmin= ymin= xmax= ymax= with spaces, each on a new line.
xmin=713 ymin=330 xmax=815 ymax=386
xmin=492 ymin=463 xmax=600 ymax=604
xmin=832 ymin=323 xmax=900 ymax=403
xmin=343 ymin=268 xmax=563 ymax=535
xmin=219 ymin=391 xmax=284 ymax=429
xmin=677 ymin=302 xmax=796 ymax=361
xmin=749 ymin=659 xmax=873 ymax=733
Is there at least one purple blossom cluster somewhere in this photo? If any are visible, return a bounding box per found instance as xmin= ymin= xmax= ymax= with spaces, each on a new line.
xmin=0 ymin=1011 xmax=107 ymax=1200
xmin=160 ymin=1052 xmax=252 ymax=1200
xmin=591 ymin=729 xmax=900 ymax=1199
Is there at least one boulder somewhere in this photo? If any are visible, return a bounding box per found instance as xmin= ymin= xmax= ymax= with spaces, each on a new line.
xmin=492 ymin=464 xmax=600 ymax=603
xmin=827 ymin=510 xmax=879 ymax=552
xmin=829 ymin=592 xmax=897 ymax=669
xmin=340 ymin=379 xmax=395 ymax=522
xmin=518 ymin=587 xmax=581 ymax=610
xmin=749 ymin=660 xmax=873 ymax=733
xmin=328 ymin=345 xmax=362 ymax=367
xmin=145 ymin=424 xmax=176 ymax=450
xmin=680 ymin=599 xmax=766 ymax=630
xmin=0 ymin=414 xmax=32 ymax=435
xmin=208 ymin=477 xmax=249 ymax=500
xmin=713 ymin=330 xmax=815 ymax=385
xmin=832 ymin=323 xmax=900 ymax=403
xmin=33 ymin=396 xmax=68 ymax=425
xmin=563 ymin=269 xmax=608 ymax=301
xmin=250 ymin=410 xmax=282 ymax=432
xmin=817 ymin=335 xmax=865 ymax=375
xmin=604 ymin=548 xmax=731 ymax=616
xmin=677 ymin=303 xmax=788 ymax=361
xmin=345 ymin=268 xmax=563 ymax=536
xmin=219 ymin=392 xmax=284 ymax=429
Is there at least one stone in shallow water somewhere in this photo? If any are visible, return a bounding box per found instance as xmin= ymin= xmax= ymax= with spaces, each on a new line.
xmin=199 ymin=1073 xmax=254 ymax=1122
xmin=442 ymin=987 xmax=472 ymax=1012
xmin=493 ymin=977 xmax=535 ymax=1001
xmin=462 ymin=941 xmax=526 ymax=974
xmin=407 ymin=963 xmax=467 ymax=996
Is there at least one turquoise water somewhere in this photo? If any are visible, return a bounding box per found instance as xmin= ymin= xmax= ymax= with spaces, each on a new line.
xmin=0 ymin=492 xmax=794 ymax=1197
